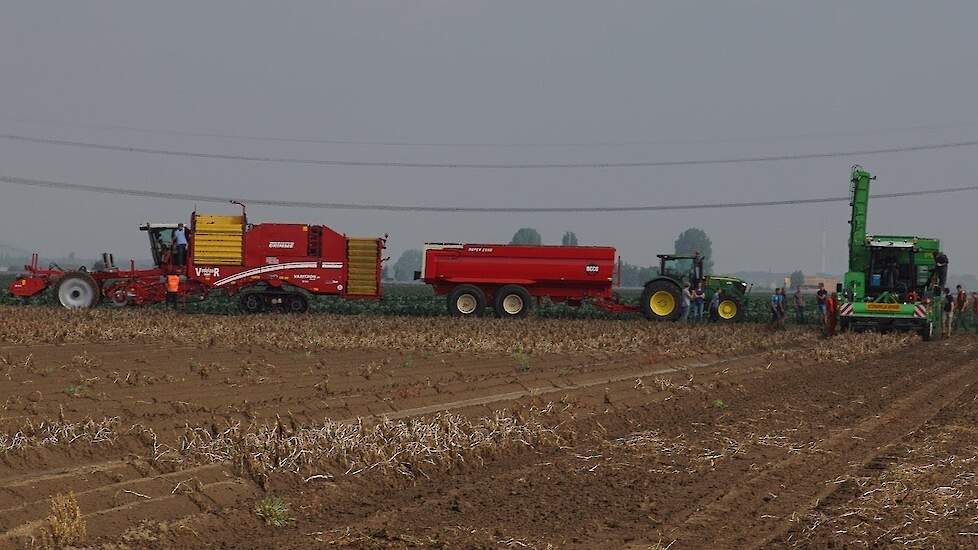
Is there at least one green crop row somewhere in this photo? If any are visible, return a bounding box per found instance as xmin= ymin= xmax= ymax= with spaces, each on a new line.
xmin=1 ymin=275 xmax=831 ymax=325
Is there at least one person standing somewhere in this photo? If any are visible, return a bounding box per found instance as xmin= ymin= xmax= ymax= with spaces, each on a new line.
xmin=692 ymin=283 xmax=706 ymax=323
xmin=955 ymin=285 xmax=968 ymax=331
xmin=792 ymin=287 xmax=805 ymax=324
xmin=815 ymin=283 xmax=828 ymax=325
xmin=679 ymin=283 xmax=691 ymax=323
xmin=172 ymin=223 xmax=189 ymax=267
xmin=770 ymin=288 xmax=782 ymax=327
xmin=708 ymin=288 xmax=722 ymax=322
xmin=933 ymin=251 xmax=949 ymax=290
xmin=942 ymin=287 xmax=954 ymax=337
xmin=825 ymin=291 xmax=838 ymax=337
xmin=972 ymin=291 xmax=978 ymax=335
xmin=165 ymin=273 xmax=180 ymax=308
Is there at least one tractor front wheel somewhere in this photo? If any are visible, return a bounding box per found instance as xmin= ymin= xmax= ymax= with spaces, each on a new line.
xmin=714 ymin=296 xmax=745 ymax=323
xmin=640 ymin=280 xmax=682 ymax=321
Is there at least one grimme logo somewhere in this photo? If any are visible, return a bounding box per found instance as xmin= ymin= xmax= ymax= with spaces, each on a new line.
xmin=268 ymin=241 xmax=295 ymax=249
xmin=195 ymin=267 xmax=221 ymax=277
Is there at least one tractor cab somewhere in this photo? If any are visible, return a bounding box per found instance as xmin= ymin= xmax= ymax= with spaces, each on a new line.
xmin=657 ymin=254 xmax=703 ymax=284
xmin=139 ymin=223 xmax=180 ymax=268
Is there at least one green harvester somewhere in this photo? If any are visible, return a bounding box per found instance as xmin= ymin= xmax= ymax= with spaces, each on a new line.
xmin=838 ymin=166 xmax=942 ymax=340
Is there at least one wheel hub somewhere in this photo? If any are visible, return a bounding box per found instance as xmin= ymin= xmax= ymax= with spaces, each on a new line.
xmin=502 ymin=294 xmax=524 ymax=315
xmin=456 ymin=294 xmax=477 ymax=314
xmin=650 ymin=291 xmax=676 ymax=316
xmin=718 ymin=299 xmax=738 ymax=320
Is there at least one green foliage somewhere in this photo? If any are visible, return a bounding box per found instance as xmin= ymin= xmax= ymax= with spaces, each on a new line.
xmin=255 ymin=496 xmax=295 ymax=528
xmin=510 ymin=228 xmax=542 ymax=245
xmin=789 ymin=270 xmax=805 ymax=289
xmin=712 ymin=399 xmax=727 ymax=410
xmin=392 ymin=249 xmax=422 ymax=282
xmin=561 ymin=231 xmax=579 ymax=246
xmin=513 ymin=348 xmax=531 ymax=372
xmin=617 ymin=261 xmax=658 ymax=287
xmin=674 ymin=228 xmax=714 ymax=273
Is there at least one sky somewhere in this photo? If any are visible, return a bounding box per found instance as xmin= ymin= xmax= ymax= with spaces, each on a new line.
xmin=1 ymin=1 xmax=976 ymax=275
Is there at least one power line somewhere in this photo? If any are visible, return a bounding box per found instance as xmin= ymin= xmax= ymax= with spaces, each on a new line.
xmin=2 ymin=133 xmax=978 ymax=169
xmin=3 ymin=174 xmax=978 ymax=213
xmin=5 ymin=115 xmax=978 ymax=148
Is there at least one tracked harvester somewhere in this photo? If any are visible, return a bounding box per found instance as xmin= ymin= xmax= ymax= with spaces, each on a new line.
xmin=8 ymin=203 xmax=385 ymax=312
xmin=838 ymin=166 xmax=941 ymax=339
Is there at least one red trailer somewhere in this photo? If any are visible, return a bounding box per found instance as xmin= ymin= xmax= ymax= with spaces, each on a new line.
xmin=9 ymin=204 xmax=385 ymax=313
xmin=418 ymin=243 xmax=632 ymax=317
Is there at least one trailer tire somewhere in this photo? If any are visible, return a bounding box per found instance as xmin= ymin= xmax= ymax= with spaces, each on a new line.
xmin=56 ymin=272 xmax=101 ymax=309
xmin=448 ymin=285 xmax=486 ymax=317
xmin=714 ymin=296 xmax=745 ymax=323
xmin=239 ymin=293 xmax=265 ymax=314
xmin=640 ymin=280 xmax=682 ymax=321
xmin=494 ymin=285 xmax=531 ymax=319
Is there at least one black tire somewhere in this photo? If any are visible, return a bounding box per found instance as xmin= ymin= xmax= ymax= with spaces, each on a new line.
xmin=919 ymin=320 xmax=934 ymax=341
xmin=640 ymin=280 xmax=682 ymax=321
xmin=107 ymin=285 xmax=131 ymax=307
xmin=494 ymin=285 xmax=532 ymax=319
xmin=239 ymin=293 xmax=265 ymax=314
xmin=286 ymin=293 xmax=309 ymax=314
xmin=55 ymin=272 xmax=101 ymax=309
xmin=447 ymin=285 xmax=486 ymax=317
xmin=714 ymin=296 xmax=745 ymax=323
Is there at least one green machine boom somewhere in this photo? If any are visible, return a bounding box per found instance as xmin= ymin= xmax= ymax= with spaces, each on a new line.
xmin=838 ymin=166 xmax=941 ymax=340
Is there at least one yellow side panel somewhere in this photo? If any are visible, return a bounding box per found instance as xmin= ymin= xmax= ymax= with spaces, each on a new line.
xmin=346 ymin=238 xmax=379 ymax=295
xmin=193 ymin=214 xmax=243 ymax=265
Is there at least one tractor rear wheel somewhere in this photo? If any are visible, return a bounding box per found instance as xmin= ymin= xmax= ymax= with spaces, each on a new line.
xmin=919 ymin=320 xmax=934 ymax=341
xmin=494 ymin=285 xmax=531 ymax=318
xmin=640 ymin=280 xmax=682 ymax=321
xmin=714 ymin=296 xmax=745 ymax=323
xmin=447 ymin=285 xmax=486 ymax=317
xmin=56 ymin=272 xmax=100 ymax=309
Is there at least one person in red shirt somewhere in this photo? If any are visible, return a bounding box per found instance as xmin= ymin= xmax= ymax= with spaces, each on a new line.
xmin=972 ymin=292 xmax=978 ymax=334
xmin=825 ymin=292 xmax=838 ymax=337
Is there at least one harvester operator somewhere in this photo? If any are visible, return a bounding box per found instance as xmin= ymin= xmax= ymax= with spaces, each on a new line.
xmin=933 ymin=251 xmax=948 ymax=290
xmin=173 ymin=223 xmax=188 ymax=267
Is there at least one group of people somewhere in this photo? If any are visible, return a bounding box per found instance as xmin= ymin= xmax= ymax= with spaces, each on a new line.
xmin=770 ymin=282 xmax=837 ymax=334
xmin=677 ymin=282 xmax=725 ymax=323
xmin=940 ymin=285 xmax=978 ymax=336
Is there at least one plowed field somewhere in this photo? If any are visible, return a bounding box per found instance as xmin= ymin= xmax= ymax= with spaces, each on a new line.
xmin=1 ymin=306 xmax=975 ymax=549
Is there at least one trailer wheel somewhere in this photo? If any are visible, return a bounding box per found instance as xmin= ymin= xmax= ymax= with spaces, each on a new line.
xmin=55 ymin=272 xmax=100 ymax=309
xmin=239 ymin=293 xmax=265 ymax=314
xmin=494 ymin=285 xmax=531 ymax=318
xmin=107 ymin=285 xmax=131 ymax=307
xmin=286 ymin=293 xmax=309 ymax=313
xmin=640 ymin=280 xmax=682 ymax=321
xmin=715 ymin=296 xmax=745 ymax=323
xmin=448 ymin=285 xmax=486 ymax=317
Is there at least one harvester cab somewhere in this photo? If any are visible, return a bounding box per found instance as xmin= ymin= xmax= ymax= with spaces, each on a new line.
xmin=839 ymin=166 xmax=941 ymax=339
xmin=139 ymin=223 xmax=180 ymax=269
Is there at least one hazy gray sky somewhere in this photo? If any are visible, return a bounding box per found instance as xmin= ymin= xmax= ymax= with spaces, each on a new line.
xmin=1 ymin=1 xmax=976 ymax=275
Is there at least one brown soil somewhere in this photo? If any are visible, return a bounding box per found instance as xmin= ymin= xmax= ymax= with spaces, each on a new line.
xmin=1 ymin=311 xmax=975 ymax=549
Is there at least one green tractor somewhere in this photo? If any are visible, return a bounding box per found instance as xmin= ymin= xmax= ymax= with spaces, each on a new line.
xmin=639 ymin=254 xmax=750 ymax=322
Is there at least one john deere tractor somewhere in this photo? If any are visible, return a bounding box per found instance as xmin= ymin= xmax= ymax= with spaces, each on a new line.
xmin=639 ymin=254 xmax=749 ymax=322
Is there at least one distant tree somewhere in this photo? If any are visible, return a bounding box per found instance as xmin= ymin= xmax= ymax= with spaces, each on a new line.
xmin=789 ymin=270 xmax=805 ymax=289
xmin=617 ymin=261 xmax=659 ymax=287
xmin=381 ymin=265 xmax=392 ymax=281
xmin=510 ymin=228 xmax=542 ymax=245
xmin=393 ymin=249 xmax=422 ymax=282
xmin=561 ymin=231 xmax=579 ymax=246
xmin=674 ymin=228 xmax=714 ymax=273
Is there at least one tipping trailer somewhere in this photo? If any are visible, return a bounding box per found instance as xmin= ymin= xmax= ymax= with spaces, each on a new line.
xmin=418 ymin=243 xmax=749 ymax=320
xmin=837 ymin=166 xmax=942 ymax=339
xmin=8 ymin=204 xmax=385 ymax=312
